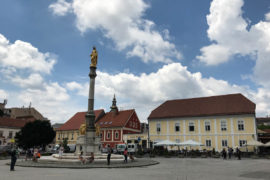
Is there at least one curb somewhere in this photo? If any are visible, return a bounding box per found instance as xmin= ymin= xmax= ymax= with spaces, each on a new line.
xmin=8 ymin=159 xmax=159 ymax=169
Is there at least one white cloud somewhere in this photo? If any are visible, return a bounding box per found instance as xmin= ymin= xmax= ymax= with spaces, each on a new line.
xmin=9 ymin=73 xmax=44 ymax=89
xmin=197 ymin=0 xmax=270 ymax=88
xmin=14 ymin=82 xmax=72 ymax=122
xmin=0 ymin=89 xmax=8 ymax=99
xmin=0 ymin=33 xmax=77 ymax=123
xmin=67 ymin=62 xmax=270 ymax=121
xmin=66 ymin=81 xmax=83 ymax=91
xmin=49 ymin=0 xmax=181 ymax=63
xmin=265 ymin=12 xmax=270 ymax=21
xmin=0 ymin=34 xmax=56 ymax=74
xmin=196 ymin=44 xmax=231 ymax=65
xmin=49 ymin=0 xmax=72 ymax=16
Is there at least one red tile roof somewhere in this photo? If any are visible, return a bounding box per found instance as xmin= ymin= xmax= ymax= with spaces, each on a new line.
xmin=148 ymin=93 xmax=255 ymax=120
xmin=262 ymin=129 xmax=270 ymax=133
xmin=256 ymin=117 xmax=270 ymax=123
xmin=97 ymin=109 xmax=135 ymax=128
xmin=0 ymin=117 xmax=28 ymax=128
xmin=57 ymin=109 xmax=104 ymax=131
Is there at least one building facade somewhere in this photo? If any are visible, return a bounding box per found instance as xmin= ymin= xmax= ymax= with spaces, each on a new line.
xmin=123 ymin=123 xmax=149 ymax=149
xmin=148 ymin=94 xmax=257 ymax=152
xmin=256 ymin=117 xmax=270 ymax=126
xmin=97 ymin=109 xmax=141 ymax=148
xmin=56 ymin=96 xmax=141 ymax=149
xmin=0 ymin=117 xmax=27 ymax=145
xmin=55 ymin=110 xmax=105 ymax=145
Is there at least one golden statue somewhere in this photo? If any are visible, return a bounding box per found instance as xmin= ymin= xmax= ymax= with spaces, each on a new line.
xmin=79 ymin=123 xmax=100 ymax=136
xmin=79 ymin=123 xmax=86 ymax=135
xmin=90 ymin=46 xmax=98 ymax=67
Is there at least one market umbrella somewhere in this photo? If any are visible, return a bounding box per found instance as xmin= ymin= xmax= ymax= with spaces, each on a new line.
xmin=154 ymin=140 xmax=180 ymax=146
xmin=246 ymin=140 xmax=264 ymax=146
xmin=263 ymin=141 xmax=270 ymax=147
xmin=178 ymin=139 xmax=204 ymax=146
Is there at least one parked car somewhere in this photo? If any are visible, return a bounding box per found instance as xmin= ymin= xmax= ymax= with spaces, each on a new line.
xmin=0 ymin=145 xmax=12 ymax=154
xmin=101 ymin=147 xmax=108 ymax=153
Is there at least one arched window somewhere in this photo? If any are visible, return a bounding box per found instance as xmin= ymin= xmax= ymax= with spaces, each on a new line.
xmin=107 ymin=131 xmax=111 ymax=139
xmin=115 ymin=131 xmax=119 ymax=139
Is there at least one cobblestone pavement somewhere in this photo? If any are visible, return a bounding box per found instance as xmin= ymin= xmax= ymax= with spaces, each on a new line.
xmin=1 ymin=157 xmax=270 ymax=180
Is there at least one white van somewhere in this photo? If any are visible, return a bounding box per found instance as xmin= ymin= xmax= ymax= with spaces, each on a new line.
xmin=127 ymin=143 xmax=137 ymax=153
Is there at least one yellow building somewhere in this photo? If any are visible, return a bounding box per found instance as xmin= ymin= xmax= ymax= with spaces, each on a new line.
xmin=148 ymin=94 xmax=257 ymax=152
xmin=55 ymin=110 xmax=104 ymax=145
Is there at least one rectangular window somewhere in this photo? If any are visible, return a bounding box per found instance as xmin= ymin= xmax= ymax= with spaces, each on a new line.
xmin=0 ymin=131 xmax=3 ymax=137
xmin=175 ymin=123 xmax=180 ymax=132
xmin=107 ymin=131 xmax=110 ymax=139
xmin=222 ymin=140 xmax=228 ymax=147
xmin=206 ymin=140 xmax=211 ymax=147
xmin=221 ymin=120 xmax=227 ymax=131
xmin=58 ymin=133 xmax=60 ymax=140
xmin=115 ymin=131 xmax=119 ymax=139
xmin=238 ymin=120 xmax=244 ymax=131
xmin=189 ymin=122 xmax=195 ymax=132
xmin=205 ymin=121 xmax=211 ymax=131
xmin=156 ymin=123 xmax=161 ymax=133
xmin=175 ymin=139 xmax=180 ymax=143
xmin=8 ymin=131 xmax=12 ymax=138
xmin=71 ymin=133 xmax=74 ymax=140
xmin=239 ymin=140 xmax=247 ymax=147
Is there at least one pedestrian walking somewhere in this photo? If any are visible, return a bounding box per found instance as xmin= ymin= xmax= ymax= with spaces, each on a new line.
xmin=10 ymin=149 xmax=17 ymax=171
xmin=222 ymin=148 xmax=227 ymax=160
xmin=123 ymin=147 xmax=128 ymax=163
xmin=59 ymin=146 xmax=64 ymax=159
xmin=25 ymin=149 xmax=32 ymax=161
xmin=107 ymin=145 xmax=112 ymax=165
xmin=236 ymin=147 xmax=241 ymax=160
xmin=228 ymin=147 xmax=233 ymax=159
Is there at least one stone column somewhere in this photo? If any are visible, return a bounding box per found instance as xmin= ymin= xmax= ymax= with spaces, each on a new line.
xmin=85 ymin=66 xmax=96 ymax=131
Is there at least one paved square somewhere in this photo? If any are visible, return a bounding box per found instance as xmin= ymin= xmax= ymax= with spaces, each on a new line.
xmin=1 ymin=158 xmax=270 ymax=180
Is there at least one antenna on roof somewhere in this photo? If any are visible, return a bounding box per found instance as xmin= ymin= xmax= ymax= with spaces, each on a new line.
xmin=29 ymin=102 xmax=31 ymax=108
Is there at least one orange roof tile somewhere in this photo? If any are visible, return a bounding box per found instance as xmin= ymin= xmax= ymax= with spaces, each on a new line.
xmin=57 ymin=109 xmax=104 ymax=131
xmin=97 ymin=109 xmax=135 ymax=128
xmin=148 ymin=93 xmax=255 ymax=120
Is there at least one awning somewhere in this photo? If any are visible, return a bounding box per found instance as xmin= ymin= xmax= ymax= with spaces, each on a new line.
xmin=246 ymin=140 xmax=264 ymax=146
xmin=178 ymin=139 xmax=204 ymax=146
xmin=154 ymin=140 xmax=180 ymax=146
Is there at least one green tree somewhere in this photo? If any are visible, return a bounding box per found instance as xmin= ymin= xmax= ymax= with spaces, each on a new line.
xmin=62 ymin=138 xmax=70 ymax=153
xmin=258 ymin=124 xmax=270 ymax=130
xmin=15 ymin=120 xmax=56 ymax=149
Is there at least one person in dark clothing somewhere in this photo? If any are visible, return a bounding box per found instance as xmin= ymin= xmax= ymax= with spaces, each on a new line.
xmin=10 ymin=149 xmax=17 ymax=171
xmin=236 ymin=147 xmax=241 ymax=160
xmin=107 ymin=145 xmax=112 ymax=165
xmin=228 ymin=147 xmax=233 ymax=159
xmin=222 ymin=148 xmax=227 ymax=160
xmin=123 ymin=147 xmax=128 ymax=163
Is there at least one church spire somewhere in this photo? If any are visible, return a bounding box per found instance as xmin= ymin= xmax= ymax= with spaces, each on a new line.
xmin=110 ymin=94 xmax=118 ymax=114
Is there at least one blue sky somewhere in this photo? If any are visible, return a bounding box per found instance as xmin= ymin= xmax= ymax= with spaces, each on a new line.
xmin=1 ymin=0 xmax=270 ymax=123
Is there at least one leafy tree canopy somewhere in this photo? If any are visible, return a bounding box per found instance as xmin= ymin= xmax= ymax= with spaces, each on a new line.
xmin=258 ymin=124 xmax=270 ymax=130
xmin=15 ymin=120 xmax=56 ymax=149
